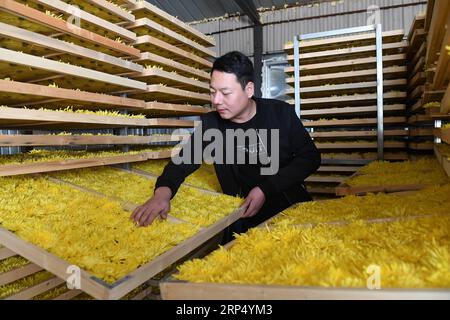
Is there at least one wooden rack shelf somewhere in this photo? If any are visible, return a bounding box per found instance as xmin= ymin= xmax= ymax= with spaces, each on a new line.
xmin=0 ymin=22 xmax=142 ymax=75
xmin=0 ymin=0 xmax=140 ymax=58
xmin=0 ymin=47 xmax=147 ymax=93
xmin=133 ymin=35 xmax=212 ymax=71
xmin=129 ymin=85 xmax=210 ymax=105
xmin=301 ymin=105 xmax=405 ymax=118
xmin=16 ymin=0 xmax=136 ymax=42
xmin=127 ymin=18 xmax=215 ymax=59
xmin=287 ymin=79 xmax=406 ymax=98
xmin=0 ymin=106 xmax=195 ymax=130
xmin=434 ymin=143 xmax=450 ymax=178
xmin=310 ymin=130 xmax=408 ymax=139
xmin=286 ymin=66 xmax=407 ymax=88
xmin=287 ymin=41 xmax=407 ymax=65
xmin=284 ymin=29 xmax=405 ymax=54
xmin=0 ymin=149 xmax=176 ymax=177
xmin=130 ymin=0 xmax=215 ymax=48
xmin=62 ymin=0 xmax=135 ymax=24
xmin=289 ymin=92 xmax=407 ymax=109
xmin=136 ymin=52 xmax=210 ymax=81
xmin=132 ymin=68 xmax=209 ymax=93
xmin=0 ymin=134 xmax=188 ymax=147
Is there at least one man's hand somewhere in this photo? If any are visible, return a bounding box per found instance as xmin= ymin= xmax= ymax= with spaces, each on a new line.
xmin=241 ymin=187 xmax=266 ymax=218
xmin=131 ymin=187 xmax=172 ymax=227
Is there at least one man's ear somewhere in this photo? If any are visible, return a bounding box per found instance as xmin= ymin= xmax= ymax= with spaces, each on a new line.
xmin=245 ymin=81 xmax=255 ymax=98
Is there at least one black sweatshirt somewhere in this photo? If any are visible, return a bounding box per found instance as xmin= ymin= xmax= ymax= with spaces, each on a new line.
xmin=155 ymin=97 xmax=321 ymax=206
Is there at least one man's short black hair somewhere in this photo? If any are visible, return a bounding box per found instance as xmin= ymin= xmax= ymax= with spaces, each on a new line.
xmin=211 ymin=51 xmax=254 ymax=90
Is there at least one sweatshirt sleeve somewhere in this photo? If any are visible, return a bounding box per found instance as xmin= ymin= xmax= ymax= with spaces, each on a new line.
xmin=257 ymin=106 xmax=321 ymax=197
xmin=155 ymin=123 xmax=203 ymax=198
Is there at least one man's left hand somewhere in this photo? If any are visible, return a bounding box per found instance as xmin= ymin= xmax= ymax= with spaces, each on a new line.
xmin=241 ymin=187 xmax=266 ymax=218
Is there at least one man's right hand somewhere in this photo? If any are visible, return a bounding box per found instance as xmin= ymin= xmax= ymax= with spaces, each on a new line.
xmin=131 ymin=187 xmax=172 ymax=227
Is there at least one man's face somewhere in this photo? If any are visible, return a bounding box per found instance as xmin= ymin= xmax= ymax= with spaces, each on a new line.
xmin=210 ymin=70 xmax=254 ymax=121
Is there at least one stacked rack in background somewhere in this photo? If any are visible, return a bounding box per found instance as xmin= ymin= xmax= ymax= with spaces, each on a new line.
xmin=284 ymin=28 xmax=408 ymax=197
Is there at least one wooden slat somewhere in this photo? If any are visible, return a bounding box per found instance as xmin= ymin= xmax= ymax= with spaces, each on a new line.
xmin=62 ymin=0 xmax=135 ymax=23
xmin=288 ymin=79 xmax=406 ymax=98
xmin=321 ymin=152 xmax=408 ymax=162
xmin=0 ymin=22 xmax=142 ymax=74
xmin=410 ymin=57 xmax=425 ymax=81
xmin=408 ymin=72 xmax=426 ymax=91
xmin=407 ymin=12 xmax=426 ymax=41
xmin=408 ymin=142 xmax=434 ymax=150
xmin=292 ymin=92 xmax=406 ymax=108
xmin=0 ymin=247 xmax=16 ymax=260
xmin=310 ymin=130 xmax=408 ymax=138
xmin=301 ymin=105 xmax=405 ymax=118
xmin=129 ymin=85 xmax=210 ymax=104
xmin=435 ymin=128 xmax=450 ymax=144
xmin=408 ymin=114 xmax=434 ymax=124
xmin=305 ymin=175 xmax=346 ymax=183
xmin=286 ymin=66 xmax=407 ymax=87
xmin=130 ymin=286 xmax=153 ymax=300
xmin=53 ymin=289 xmax=83 ymax=300
xmin=408 ymin=29 xmax=426 ymax=53
xmin=303 ymin=117 xmax=406 ymax=127
xmin=336 ymin=183 xmax=430 ymax=196
xmin=0 ymin=151 xmax=173 ymax=177
xmin=425 ymin=0 xmax=450 ymax=69
xmin=410 ymin=128 xmax=434 ymax=137
xmin=0 ymin=0 xmax=140 ymax=58
xmin=0 ymin=263 xmax=43 ymax=286
xmin=441 ymin=84 xmax=450 ymax=114
xmin=316 ymin=141 xmax=406 ymax=150
xmin=130 ymin=0 xmax=215 ymax=47
xmin=287 ymin=41 xmax=407 ymax=64
xmin=432 ymin=21 xmax=450 ymax=90
xmin=0 ymin=79 xmax=146 ymax=110
xmin=0 ymin=47 xmax=147 ymax=92
xmin=144 ymin=101 xmax=210 ymax=117
xmin=132 ymin=68 xmax=209 ymax=93
xmin=21 ymin=0 xmax=136 ymax=42
xmin=136 ymin=52 xmax=210 ymax=81
xmin=409 ymin=42 xmax=426 ymax=69
xmin=6 ymin=277 xmax=65 ymax=300
xmin=128 ymin=18 xmax=215 ymax=58
xmin=0 ymin=134 xmax=188 ymax=147
xmin=134 ymin=35 xmax=212 ymax=71
xmin=285 ymin=54 xmax=406 ymax=76
xmin=284 ymin=29 xmax=405 ymax=53
xmin=434 ymin=144 xmax=450 ymax=178
xmin=161 ymin=281 xmax=450 ymax=300
xmin=317 ymin=166 xmax=361 ymax=173
xmin=0 ymin=107 xmax=195 ymax=130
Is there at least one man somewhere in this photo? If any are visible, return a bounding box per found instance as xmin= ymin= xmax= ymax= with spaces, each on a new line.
xmin=131 ymin=51 xmax=320 ymax=242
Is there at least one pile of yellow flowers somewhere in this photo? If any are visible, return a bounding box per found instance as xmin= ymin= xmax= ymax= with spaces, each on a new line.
xmin=0 ymin=146 xmax=174 ymax=166
xmin=0 ymin=175 xmax=199 ymax=283
xmin=50 ymin=166 xmax=240 ymax=227
xmin=176 ymin=214 xmax=450 ymax=288
xmin=272 ymin=184 xmax=450 ymax=226
xmin=134 ymin=159 xmax=222 ymax=192
xmin=345 ymin=158 xmax=449 ymax=186
xmin=443 ymin=123 xmax=450 ymax=129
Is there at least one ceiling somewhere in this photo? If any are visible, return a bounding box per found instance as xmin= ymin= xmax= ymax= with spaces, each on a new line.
xmin=146 ymin=0 xmax=329 ymax=23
